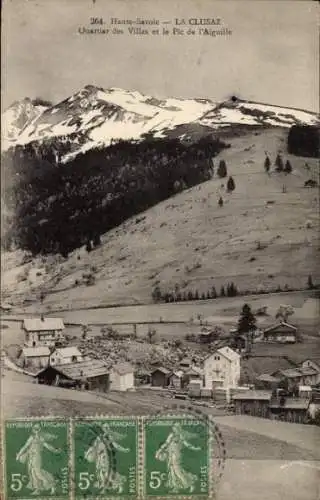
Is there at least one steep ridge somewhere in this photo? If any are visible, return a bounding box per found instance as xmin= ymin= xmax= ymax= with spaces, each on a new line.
xmin=2 ymin=86 xmax=318 ymax=161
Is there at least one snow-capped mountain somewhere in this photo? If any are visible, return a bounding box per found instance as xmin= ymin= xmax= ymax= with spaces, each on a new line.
xmin=2 ymin=98 xmax=50 ymax=142
xmin=2 ymin=85 xmax=319 ymax=162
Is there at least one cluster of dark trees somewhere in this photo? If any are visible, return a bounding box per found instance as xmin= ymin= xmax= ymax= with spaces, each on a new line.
xmin=287 ymin=125 xmax=320 ymax=158
xmin=2 ymin=135 xmax=227 ymax=255
xmin=152 ymin=281 xmax=239 ymax=303
xmin=264 ymin=154 xmax=293 ymax=173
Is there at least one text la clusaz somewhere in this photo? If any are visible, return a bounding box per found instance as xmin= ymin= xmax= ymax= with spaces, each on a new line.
xmin=175 ymin=18 xmax=222 ymax=26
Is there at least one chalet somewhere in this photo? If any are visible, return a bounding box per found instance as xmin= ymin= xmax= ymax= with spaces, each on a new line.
xmin=233 ymin=390 xmax=272 ymax=418
xmin=23 ymin=317 xmax=65 ymax=347
xmin=36 ymin=359 xmax=109 ymax=391
xmin=19 ymin=347 xmax=50 ymax=369
xmin=169 ymin=370 xmax=184 ymax=389
xmin=300 ymin=359 xmax=320 ymax=384
xmin=182 ymin=367 xmax=204 ymax=388
xmin=262 ymin=322 xmax=297 ymax=343
xmin=273 ymin=366 xmax=320 ymax=390
xmin=198 ymin=329 xmax=217 ymax=344
xmin=151 ymin=367 xmax=171 ymax=387
xmin=255 ymin=373 xmax=281 ymax=390
xmin=49 ymin=347 xmax=83 ymax=366
xmin=203 ymin=346 xmax=240 ymax=389
xmin=269 ymin=397 xmax=310 ymax=423
xmin=109 ymin=362 xmax=134 ymax=391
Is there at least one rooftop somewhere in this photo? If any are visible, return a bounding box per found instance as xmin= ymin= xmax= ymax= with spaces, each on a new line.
xmin=151 ymin=367 xmax=171 ymax=375
xmin=22 ymin=347 xmax=51 ymax=357
xmin=51 ymin=347 xmax=81 ymax=358
xmin=256 ymin=374 xmax=281 ymax=383
xmin=270 ymin=398 xmax=310 ymax=410
xmin=23 ymin=317 xmax=64 ymax=332
xmin=264 ymin=322 xmax=297 ymax=334
xmin=205 ymin=346 xmax=240 ymax=363
xmin=111 ymin=362 xmax=134 ymax=375
xmin=39 ymin=359 xmax=109 ymax=380
xmin=233 ymin=390 xmax=273 ymax=401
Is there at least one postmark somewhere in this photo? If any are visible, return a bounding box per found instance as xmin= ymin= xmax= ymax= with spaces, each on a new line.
xmin=3 ymin=418 xmax=70 ymax=500
xmin=142 ymin=405 xmax=226 ymax=499
xmin=73 ymin=417 xmax=138 ymax=499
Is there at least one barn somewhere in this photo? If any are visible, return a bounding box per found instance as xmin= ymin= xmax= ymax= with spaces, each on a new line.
xmin=151 ymin=367 xmax=171 ymax=387
xmin=262 ymin=322 xmax=297 ymax=343
xmin=35 ymin=359 xmax=109 ymax=391
xmin=233 ymin=390 xmax=272 ymax=418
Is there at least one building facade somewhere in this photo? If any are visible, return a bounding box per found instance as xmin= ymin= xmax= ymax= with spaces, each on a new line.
xmin=19 ymin=347 xmax=50 ymax=369
xmin=36 ymin=359 xmax=109 ymax=391
xmin=109 ymin=362 xmax=134 ymax=391
xmin=233 ymin=391 xmax=272 ymax=418
xmin=49 ymin=347 xmax=83 ymax=366
xmin=23 ymin=317 xmax=65 ymax=347
xmin=203 ymin=346 xmax=240 ymax=389
xmin=151 ymin=367 xmax=171 ymax=387
xmin=262 ymin=322 xmax=297 ymax=343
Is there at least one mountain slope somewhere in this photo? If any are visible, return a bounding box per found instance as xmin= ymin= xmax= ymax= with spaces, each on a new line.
xmin=2 ymin=86 xmax=319 ymax=161
xmin=2 ymin=127 xmax=319 ymax=310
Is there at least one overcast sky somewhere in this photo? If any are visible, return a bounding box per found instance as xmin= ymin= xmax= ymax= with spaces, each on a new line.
xmin=1 ymin=0 xmax=319 ymax=111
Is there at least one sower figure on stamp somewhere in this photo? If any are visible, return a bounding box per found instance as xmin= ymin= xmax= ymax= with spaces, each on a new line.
xmin=155 ymin=422 xmax=201 ymax=493
xmin=84 ymin=422 xmax=130 ymax=493
xmin=16 ymin=423 xmax=61 ymax=495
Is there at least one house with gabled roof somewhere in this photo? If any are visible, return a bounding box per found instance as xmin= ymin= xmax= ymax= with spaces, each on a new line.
xmin=49 ymin=346 xmax=83 ymax=366
xmin=35 ymin=359 xmax=109 ymax=391
xmin=23 ymin=316 xmax=65 ymax=347
xmin=262 ymin=321 xmax=297 ymax=343
xmin=203 ymin=346 xmax=240 ymax=389
xmin=109 ymin=362 xmax=135 ymax=391
xmin=151 ymin=367 xmax=171 ymax=387
xmin=19 ymin=346 xmax=50 ymax=369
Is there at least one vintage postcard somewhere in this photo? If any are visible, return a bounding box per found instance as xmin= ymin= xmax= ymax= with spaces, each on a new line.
xmin=1 ymin=0 xmax=319 ymax=499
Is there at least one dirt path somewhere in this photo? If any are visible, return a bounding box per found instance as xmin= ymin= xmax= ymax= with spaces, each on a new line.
xmin=213 ymin=415 xmax=320 ymax=454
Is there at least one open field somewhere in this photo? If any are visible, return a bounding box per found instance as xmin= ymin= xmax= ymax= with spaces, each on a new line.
xmin=2 ymin=128 xmax=319 ymax=311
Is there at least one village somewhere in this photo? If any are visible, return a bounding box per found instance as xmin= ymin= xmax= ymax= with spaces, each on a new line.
xmin=2 ymin=298 xmax=320 ymax=426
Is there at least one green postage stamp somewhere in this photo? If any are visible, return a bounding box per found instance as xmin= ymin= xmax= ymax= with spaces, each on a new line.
xmin=2 ymin=413 xmax=224 ymax=499
xmin=143 ymin=416 xmax=210 ymax=499
xmin=73 ymin=417 xmax=138 ymax=498
xmin=3 ymin=419 xmax=70 ymax=500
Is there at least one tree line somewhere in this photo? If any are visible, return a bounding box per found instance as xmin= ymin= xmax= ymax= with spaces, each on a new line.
xmin=2 ymin=135 xmax=227 ymax=255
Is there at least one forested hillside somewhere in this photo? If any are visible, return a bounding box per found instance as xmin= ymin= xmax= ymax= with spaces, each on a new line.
xmin=2 ymin=135 xmax=227 ymax=255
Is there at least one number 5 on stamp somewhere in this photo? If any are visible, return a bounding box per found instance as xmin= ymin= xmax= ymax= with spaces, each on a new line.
xmin=3 ymin=419 xmax=70 ymax=500
xmin=144 ymin=416 xmax=210 ymax=498
xmin=73 ymin=417 xmax=138 ymax=498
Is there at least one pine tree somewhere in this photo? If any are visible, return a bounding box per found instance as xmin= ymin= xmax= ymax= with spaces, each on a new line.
xmin=218 ymin=196 xmax=224 ymax=207
xmin=264 ymin=156 xmax=271 ymax=173
xmin=86 ymin=240 xmax=92 ymax=253
xmin=307 ymin=274 xmax=314 ymax=289
xmin=201 ymin=292 xmax=206 ymax=300
xmin=227 ymin=176 xmax=235 ymax=192
xmin=275 ymin=154 xmax=284 ymax=172
xmin=284 ymin=160 xmax=292 ymax=174
xmin=211 ymin=286 xmax=217 ymax=299
xmin=93 ymin=233 xmax=101 ymax=247
xmin=194 ymin=290 xmax=199 ymax=301
xmin=206 ymin=290 xmax=211 ymax=300
xmin=187 ymin=290 xmax=194 ymax=301
xmin=217 ymin=160 xmax=227 ymax=178
xmin=238 ymin=304 xmax=256 ymax=333
xmin=220 ymin=286 xmax=226 ymax=297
